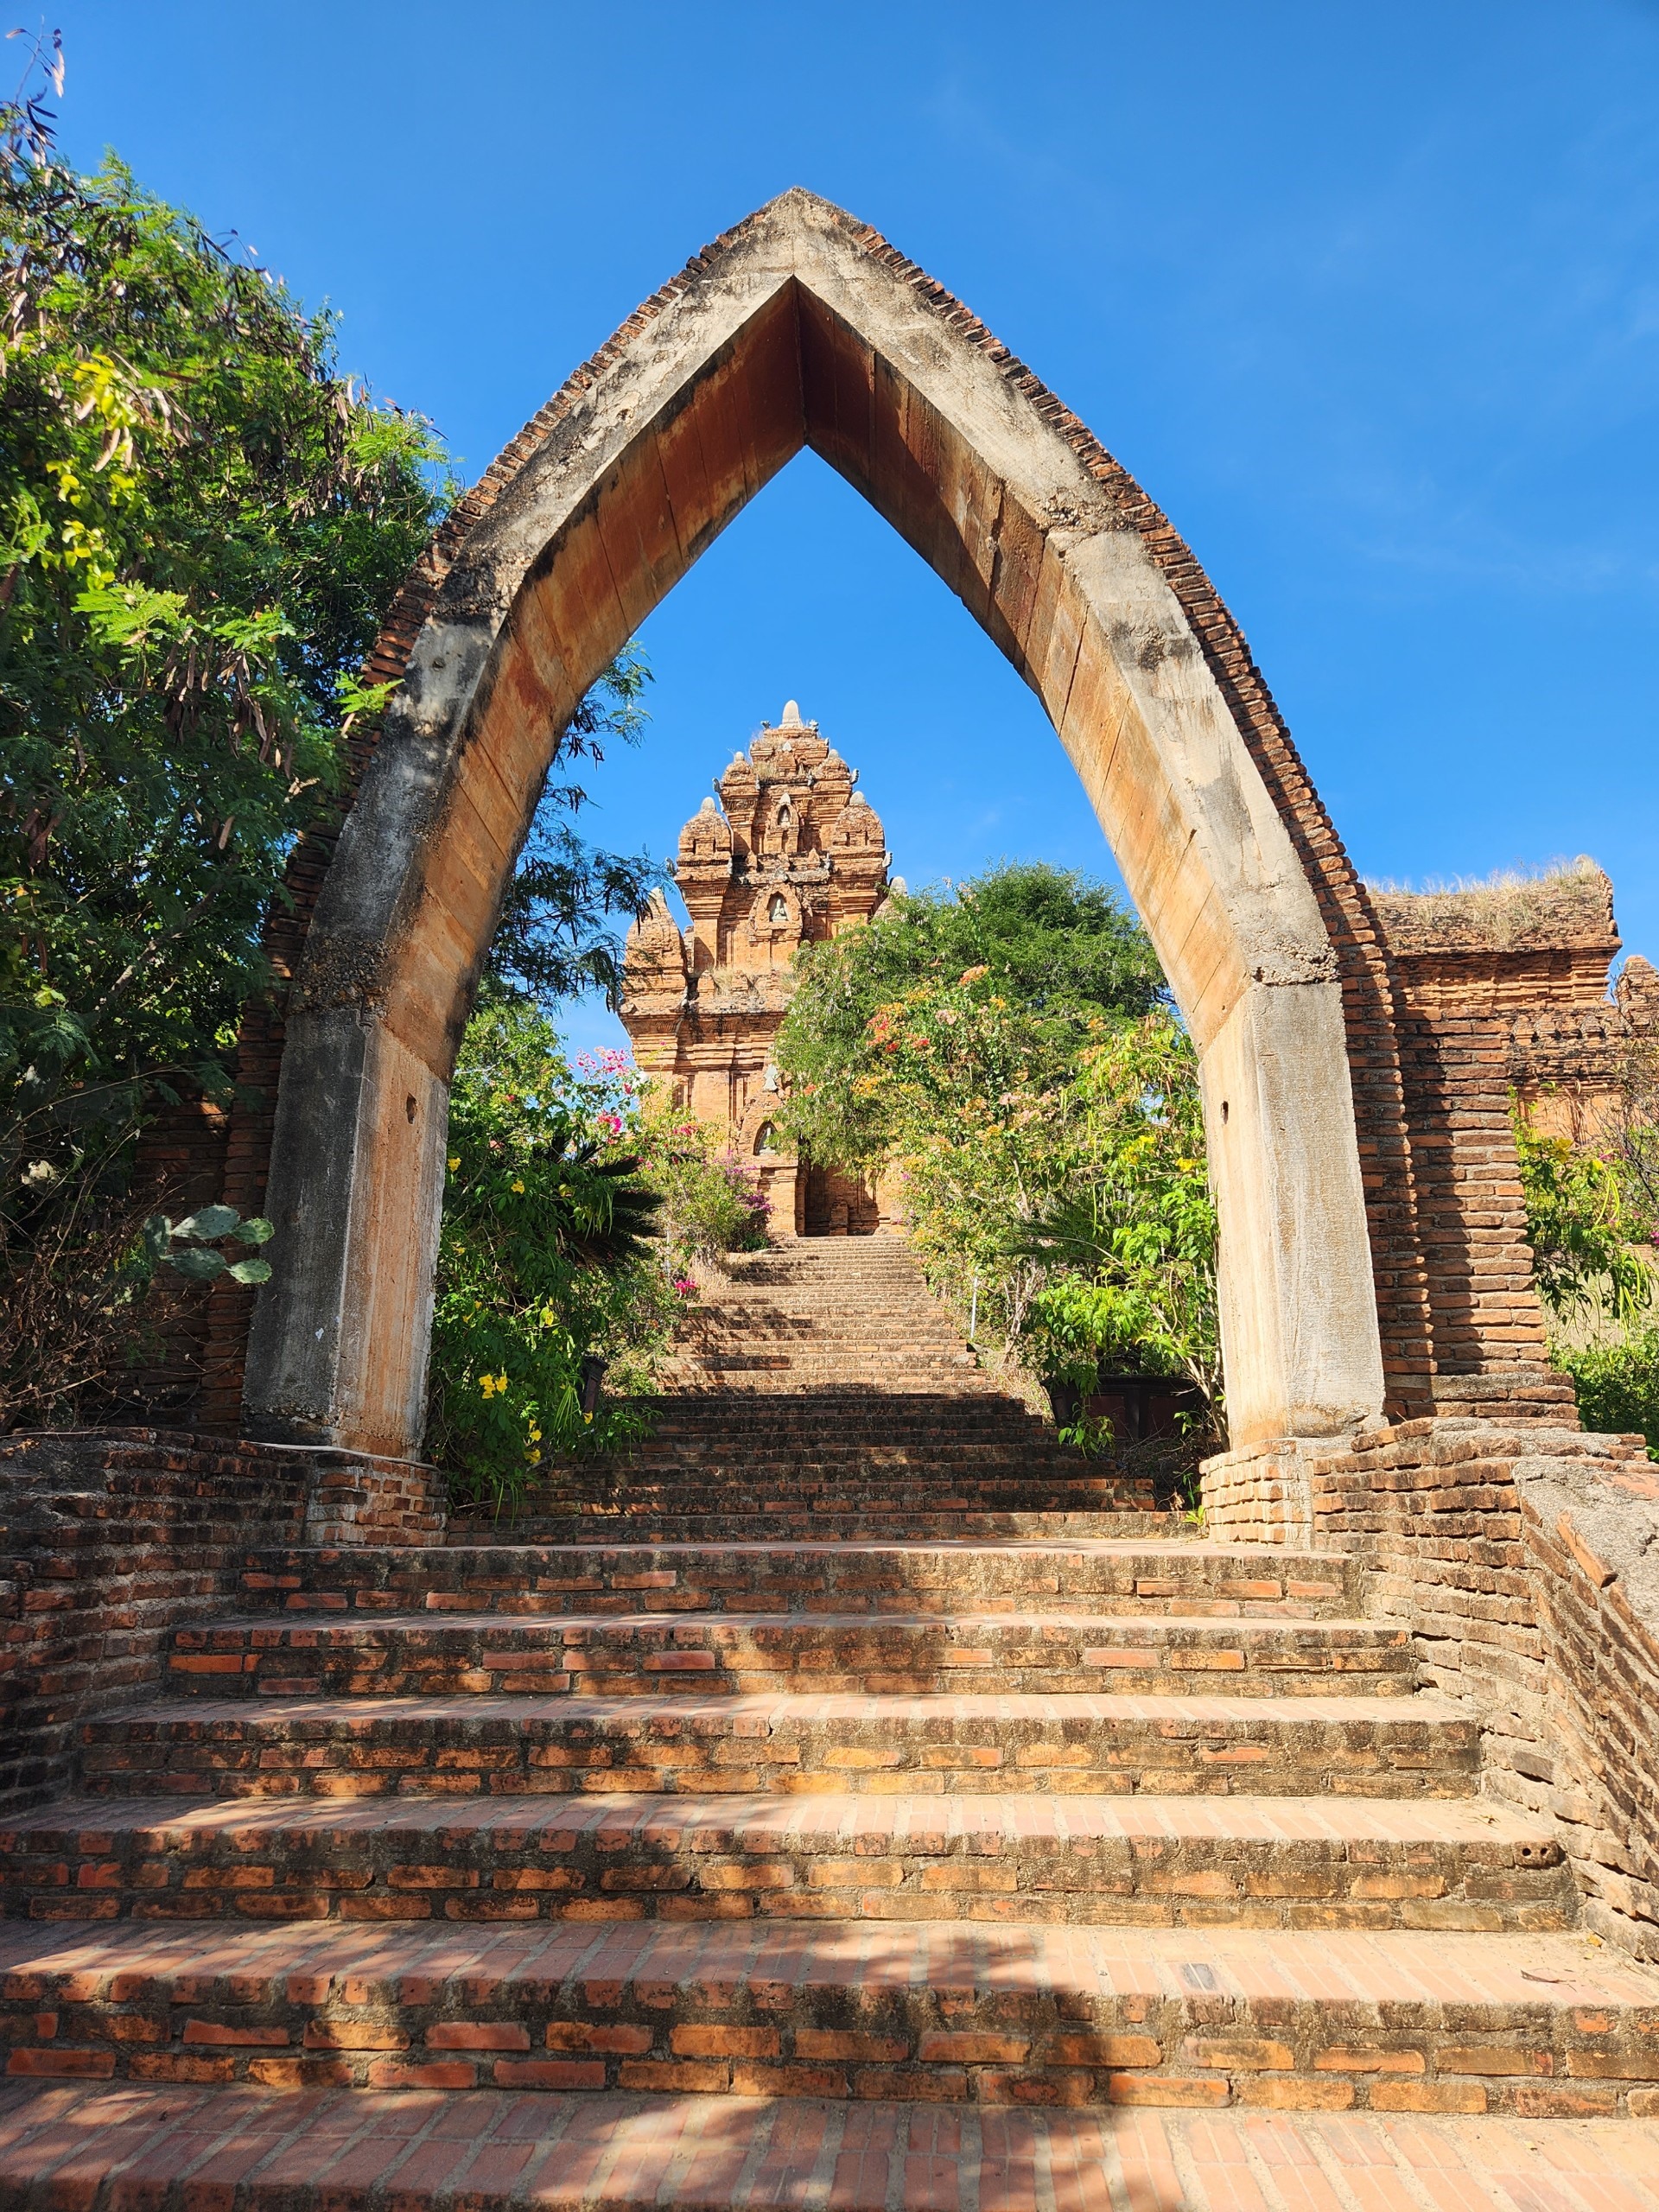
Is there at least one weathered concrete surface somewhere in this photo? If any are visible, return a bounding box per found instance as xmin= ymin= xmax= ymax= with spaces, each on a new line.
xmin=243 ymin=189 xmax=1384 ymax=1458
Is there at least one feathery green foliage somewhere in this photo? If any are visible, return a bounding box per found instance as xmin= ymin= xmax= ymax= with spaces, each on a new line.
xmin=427 ymin=1000 xmax=672 ymax=1510
xmin=778 ymin=864 xmax=1165 ymax=1171
xmin=0 ymin=54 xmax=664 ymax=1427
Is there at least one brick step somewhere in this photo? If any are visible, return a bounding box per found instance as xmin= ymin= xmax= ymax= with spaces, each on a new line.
xmin=490 ymin=1493 xmax=1157 ymax=1524
xmin=77 ymin=1690 xmax=1478 ymax=1800
xmin=669 ymin=1316 xmax=981 ymax=1334
xmin=626 ymin=1456 xmax=1094 ymax=1472
xmin=673 ymin=1327 xmax=981 ymax=1341
xmin=630 ymin=1429 xmax=1071 ymax=1452
xmin=627 ymin=1436 xmax=1101 ymax=1454
xmin=2 ymin=2087 xmax=1653 ymax=2209
xmin=444 ymin=1513 xmax=1165 ymax=1543
xmin=668 ymin=1362 xmax=995 ymax=1380
xmin=236 ymin=1540 xmax=1357 ymax=1620
xmin=664 ymin=1322 xmax=982 ymax=1337
xmin=531 ymin=1470 xmax=1135 ymax=1492
xmin=613 ymin=1422 xmax=1090 ymax=1443
xmin=1 ymin=1918 xmax=1654 ymax=2111
xmin=629 ymin=1389 xmax=1050 ymax=1417
xmin=162 ymin=1614 xmax=1416 ymax=1702
xmin=667 ymin=1341 xmax=982 ymax=1355
xmin=0 ymin=1791 xmax=1574 ymax=1932
xmin=630 ymin=1426 xmax=1069 ymax=1446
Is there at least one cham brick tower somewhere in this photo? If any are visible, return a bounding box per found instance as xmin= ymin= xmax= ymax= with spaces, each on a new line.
xmin=619 ymin=700 xmax=892 ymax=1236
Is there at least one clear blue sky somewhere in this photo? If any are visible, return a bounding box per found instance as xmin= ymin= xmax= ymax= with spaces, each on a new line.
xmin=46 ymin=0 xmax=1659 ymax=1056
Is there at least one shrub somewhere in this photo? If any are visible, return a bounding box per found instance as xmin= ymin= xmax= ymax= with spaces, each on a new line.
xmin=1555 ymin=1329 xmax=1659 ymax=1459
xmin=1513 ymin=1114 xmax=1650 ymax=1324
xmin=634 ymin=1099 xmax=772 ymax=1278
xmin=424 ymin=1003 xmax=675 ymax=1512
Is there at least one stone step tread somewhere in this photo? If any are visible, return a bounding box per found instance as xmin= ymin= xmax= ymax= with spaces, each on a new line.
xmin=493 ymin=1498 xmax=1158 ymax=1513
xmin=253 ymin=1541 xmax=1318 ymax=1569
xmin=0 ymin=2088 xmax=1652 ymax=2210
xmin=523 ymin=1460 xmax=1130 ymax=1472
xmin=463 ymin=1521 xmax=1166 ymax=1541
xmin=91 ymin=1688 xmax=1466 ymax=1729
xmin=80 ymin=1689 xmax=1473 ymax=1802
xmin=163 ymin=1629 xmax=1414 ymax=1700
xmin=526 ymin=1488 xmax=1147 ymax=1502
xmin=262 ymin=1538 xmax=1325 ymax=1562
xmin=508 ymin=1503 xmax=1154 ymax=1518
xmin=243 ymin=1542 xmax=1351 ymax=1620
xmin=175 ymin=1611 xmax=1396 ymax=1641
xmin=3 ymin=1789 xmax=1573 ymax=1932
xmin=3 ymin=1789 xmax=1562 ymax=1854
xmin=2 ymin=1916 xmax=1650 ymax=2012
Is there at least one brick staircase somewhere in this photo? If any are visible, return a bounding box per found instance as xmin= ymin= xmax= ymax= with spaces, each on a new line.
xmin=657 ymin=1237 xmax=998 ymax=1395
xmin=2 ymin=1246 xmax=1658 ymax=2200
xmin=454 ymin=1237 xmax=1158 ymax=1538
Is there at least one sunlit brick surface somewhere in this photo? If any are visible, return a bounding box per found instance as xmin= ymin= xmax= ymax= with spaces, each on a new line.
xmin=2 ymin=2083 xmax=1657 ymax=2209
xmin=3 ymin=1917 xmax=1656 ymax=2112
xmin=0 ymin=1789 xmax=1573 ymax=1931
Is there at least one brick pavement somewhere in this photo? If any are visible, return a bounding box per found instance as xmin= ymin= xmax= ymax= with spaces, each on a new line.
xmin=1 ymin=2082 xmax=1657 ymax=2209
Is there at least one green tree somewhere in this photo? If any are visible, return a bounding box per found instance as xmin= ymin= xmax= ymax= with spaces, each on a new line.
xmin=0 ymin=71 xmax=451 ymax=1252
xmin=1513 ymin=1099 xmax=1658 ymax=1459
xmin=1513 ymin=1113 xmax=1649 ymax=1325
xmin=776 ymin=865 xmax=1217 ymax=1446
xmin=427 ymin=999 xmax=677 ymax=1510
xmin=1017 ymin=1013 xmax=1218 ymax=1421
xmin=778 ymin=863 xmax=1165 ymax=1170
xmin=0 ymin=59 xmax=664 ymax=1422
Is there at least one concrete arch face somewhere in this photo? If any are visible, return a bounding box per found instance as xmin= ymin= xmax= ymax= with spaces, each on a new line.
xmin=243 ymin=191 xmax=1385 ymax=1460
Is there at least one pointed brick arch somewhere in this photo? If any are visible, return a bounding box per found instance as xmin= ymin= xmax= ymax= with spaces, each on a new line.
xmin=239 ymin=190 xmax=1428 ymax=1462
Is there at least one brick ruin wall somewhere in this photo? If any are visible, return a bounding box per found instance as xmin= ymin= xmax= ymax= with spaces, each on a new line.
xmin=1318 ymin=1419 xmax=1659 ymax=1962
xmin=1200 ymin=1415 xmax=1659 ymax=1965
xmin=1204 ymin=864 xmax=1659 ymax=1961
xmin=0 ymin=1431 xmax=444 ymax=1811
xmin=1379 ymin=861 xmax=1657 ymax=1410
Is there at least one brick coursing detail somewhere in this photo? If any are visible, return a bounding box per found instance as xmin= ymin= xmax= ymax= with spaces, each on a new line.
xmin=0 ymin=1431 xmax=443 ymax=1812
xmin=1220 ymin=1418 xmax=1659 ymax=1961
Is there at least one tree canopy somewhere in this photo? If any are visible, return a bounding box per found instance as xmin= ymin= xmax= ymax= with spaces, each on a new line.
xmin=773 ymin=863 xmax=1217 ymax=1466
xmin=0 ymin=124 xmax=450 ymax=1179
xmin=775 ymin=862 xmax=1166 ymax=1170
xmin=0 ymin=61 xmax=663 ymax=1425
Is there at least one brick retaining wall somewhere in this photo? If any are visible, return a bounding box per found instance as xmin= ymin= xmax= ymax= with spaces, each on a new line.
xmin=0 ymin=1430 xmax=444 ymax=1812
xmin=1204 ymin=1417 xmax=1659 ymax=1960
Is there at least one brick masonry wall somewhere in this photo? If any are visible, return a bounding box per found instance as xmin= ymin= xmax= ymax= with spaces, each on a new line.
xmin=0 ymin=1430 xmax=445 ymax=1812
xmin=1236 ymin=1417 xmax=1659 ymax=1961
xmin=1394 ymin=1010 xmax=1558 ymax=1386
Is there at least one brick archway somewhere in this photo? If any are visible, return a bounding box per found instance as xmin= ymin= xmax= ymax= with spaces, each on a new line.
xmin=240 ymin=190 xmax=1410 ymax=1461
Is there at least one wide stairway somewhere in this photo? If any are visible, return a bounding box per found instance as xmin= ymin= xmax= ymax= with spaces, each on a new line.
xmin=2 ymin=1250 xmax=1658 ymax=2202
xmin=457 ymin=1236 xmax=1159 ymax=1538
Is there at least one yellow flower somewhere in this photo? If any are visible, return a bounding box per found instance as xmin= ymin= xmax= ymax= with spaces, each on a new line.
xmin=448 ymin=1156 xmax=460 ymax=1171
xmin=512 ymin=1178 xmax=525 ymax=1193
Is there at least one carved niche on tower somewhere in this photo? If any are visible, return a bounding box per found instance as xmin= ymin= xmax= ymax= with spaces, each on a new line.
xmin=618 ymin=702 xmax=892 ymax=1236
